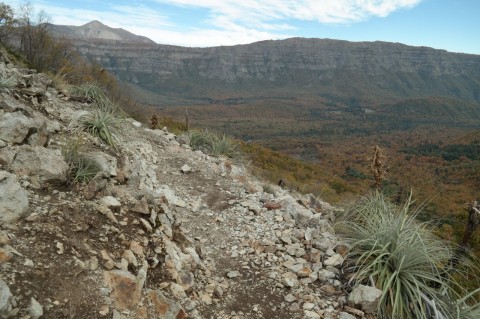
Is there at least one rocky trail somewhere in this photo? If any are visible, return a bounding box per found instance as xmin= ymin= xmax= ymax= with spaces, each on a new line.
xmin=0 ymin=50 xmax=380 ymax=319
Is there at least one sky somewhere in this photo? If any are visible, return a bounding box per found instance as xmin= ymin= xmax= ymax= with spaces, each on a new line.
xmin=6 ymin=0 xmax=480 ymax=54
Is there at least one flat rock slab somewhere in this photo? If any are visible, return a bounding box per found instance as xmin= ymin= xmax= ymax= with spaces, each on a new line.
xmin=10 ymin=145 xmax=69 ymax=185
xmin=0 ymin=170 xmax=29 ymax=223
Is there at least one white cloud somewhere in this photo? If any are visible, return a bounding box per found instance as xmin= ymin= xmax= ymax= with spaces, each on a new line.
xmin=157 ymin=0 xmax=422 ymax=24
xmin=6 ymin=0 xmax=423 ymax=47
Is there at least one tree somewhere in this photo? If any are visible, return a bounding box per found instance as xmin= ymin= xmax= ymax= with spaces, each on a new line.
xmin=0 ymin=2 xmax=15 ymax=45
xmin=16 ymin=1 xmax=52 ymax=69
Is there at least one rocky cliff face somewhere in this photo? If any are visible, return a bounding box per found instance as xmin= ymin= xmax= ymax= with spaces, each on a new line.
xmin=0 ymin=49 xmax=380 ymax=318
xmin=60 ymin=30 xmax=480 ymax=103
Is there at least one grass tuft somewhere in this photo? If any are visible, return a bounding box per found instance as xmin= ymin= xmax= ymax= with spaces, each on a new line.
xmin=187 ymin=129 xmax=240 ymax=159
xmin=69 ymin=109 xmax=121 ymax=149
xmin=69 ymin=83 xmax=117 ymax=113
xmin=0 ymin=76 xmax=16 ymax=92
xmin=336 ymin=191 xmax=480 ymax=319
xmin=61 ymin=139 xmax=101 ymax=185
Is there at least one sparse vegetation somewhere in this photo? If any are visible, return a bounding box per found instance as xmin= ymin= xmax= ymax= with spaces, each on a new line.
xmin=370 ymin=145 xmax=387 ymax=189
xmin=0 ymin=75 xmax=15 ymax=91
xmin=74 ymin=110 xmax=121 ymax=148
xmin=188 ymin=129 xmax=240 ymax=159
xmin=67 ymin=83 xmax=123 ymax=149
xmin=149 ymin=114 xmax=158 ymax=129
xmin=336 ymin=192 xmax=480 ymax=319
xmin=61 ymin=139 xmax=101 ymax=185
xmin=262 ymin=183 xmax=276 ymax=195
xmin=69 ymin=83 xmax=118 ymax=113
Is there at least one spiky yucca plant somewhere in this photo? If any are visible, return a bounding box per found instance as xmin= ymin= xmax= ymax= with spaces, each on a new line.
xmin=70 ymin=110 xmax=121 ymax=149
xmin=0 ymin=76 xmax=15 ymax=92
xmin=211 ymin=133 xmax=240 ymax=158
xmin=61 ymin=139 xmax=100 ymax=185
xmin=69 ymin=83 xmax=117 ymax=113
xmin=187 ymin=129 xmax=240 ymax=159
xmin=336 ymin=192 xmax=479 ymax=319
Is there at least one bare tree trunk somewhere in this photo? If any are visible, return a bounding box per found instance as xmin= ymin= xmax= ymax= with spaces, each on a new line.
xmin=185 ymin=106 xmax=189 ymax=131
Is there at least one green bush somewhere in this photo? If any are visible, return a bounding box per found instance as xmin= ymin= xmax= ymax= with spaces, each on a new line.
xmin=336 ymin=192 xmax=480 ymax=319
xmin=187 ymin=129 xmax=240 ymax=159
xmin=61 ymin=139 xmax=101 ymax=185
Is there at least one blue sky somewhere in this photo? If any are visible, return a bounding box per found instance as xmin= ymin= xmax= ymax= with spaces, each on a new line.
xmin=7 ymin=0 xmax=480 ymax=54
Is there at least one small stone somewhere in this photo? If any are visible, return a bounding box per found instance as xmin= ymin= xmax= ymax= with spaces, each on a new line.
xmin=24 ymin=259 xmax=35 ymax=267
xmin=100 ymin=196 xmax=121 ymax=209
xmin=213 ymin=286 xmax=224 ymax=298
xmin=297 ymin=266 xmax=312 ymax=278
xmin=0 ymin=280 xmax=13 ymax=315
xmin=97 ymin=205 xmax=119 ymax=224
xmin=303 ymin=303 xmax=315 ymax=310
xmin=170 ymin=283 xmax=187 ymax=299
xmin=281 ymin=272 xmax=299 ymax=288
xmin=139 ymin=218 xmax=153 ymax=232
xmin=304 ymin=310 xmax=320 ymax=319
xmin=201 ymin=293 xmax=212 ymax=305
xmin=99 ymin=305 xmax=109 ymax=316
xmin=0 ymin=249 xmax=13 ymax=263
xmin=180 ymin=164 xmax=192 ymax=173
xmin=284 ymin=294 xmax=296 ymax=303
xmin=0 ymin=232 xmax=10 ymax=245
xmin=263 ymin=202 xmax=281 ymax=210
xmin=226 ymin=271 xmax=241 ymax=279
xmin=104 ymin=260 xmax=115 ymax=270
xmin=130 ymin=241 xmax=144 ymax=257
xmin=339 ymin=312 xmax=356 ymax=319
xmin=348 ymin=284 xmax=382 ymax=314
xmin=320 ymin=284 xmax=341 ymax=296
xmin=324 ymin=254 xmax=343 ymax=267
xmin=122 ymin=250 xmax=138 ymax=267
xmin=318 ymin=269 xmax=336 ymax=281
xmin=28 ymin=297 xmax=43 ymax=319
xmin=148 ymin=290 xmax=187 ymax=319
xmin=132 ymin=197 xmax=150 ymax=215
xmin=56 ymin=242 xmax=64 ymax=255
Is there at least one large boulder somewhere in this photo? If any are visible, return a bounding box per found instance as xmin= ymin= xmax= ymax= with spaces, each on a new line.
xmin=10 ymin=145 xmax=69 ymax=186
xmin=280 ymin=196 xmax=314 ymax=225
xmin=0 ymin=112 xmax=32 ymax=144
xmin=147 ymin=290 xmax=187 ymax=319
xmin=348 ymin=284 xmax=383 ymax=314
xmin=0 ymin=94 xmax=27 ymax=113
xmin=0 ymin=110 xmax=49 ymax=146
xmin=0 ymin=278 xmax=14 ymax=317
xmin=0 ymin=170 xmax=29 ymax=223
xmin=18 ymin=72 xmax=51 ymax=97
xmin=0 ymin=147 xmax=17 ymax=167
xmin=104 ymin=263 xmax=147 ymax=310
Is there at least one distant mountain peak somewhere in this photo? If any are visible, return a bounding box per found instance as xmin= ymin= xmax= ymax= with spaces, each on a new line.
xmin=82 ymin=20 xmax=106 ymax=28
xmin=47 ymin=20 xmax=156 ymax=44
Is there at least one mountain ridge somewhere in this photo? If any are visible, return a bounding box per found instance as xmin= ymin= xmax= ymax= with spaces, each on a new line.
xmin=47 ymin=20 xmax=155 ymax=44
xmin=47 ymin=22 xmax=480 ymax=107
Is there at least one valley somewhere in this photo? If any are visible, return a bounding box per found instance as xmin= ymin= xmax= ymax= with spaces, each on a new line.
xmin=50 ymin=20 xmax=480 ymax=246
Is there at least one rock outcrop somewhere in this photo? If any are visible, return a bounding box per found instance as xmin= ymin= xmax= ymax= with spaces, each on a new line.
xmin=0 ymin=171 xmax=29 ymax=222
